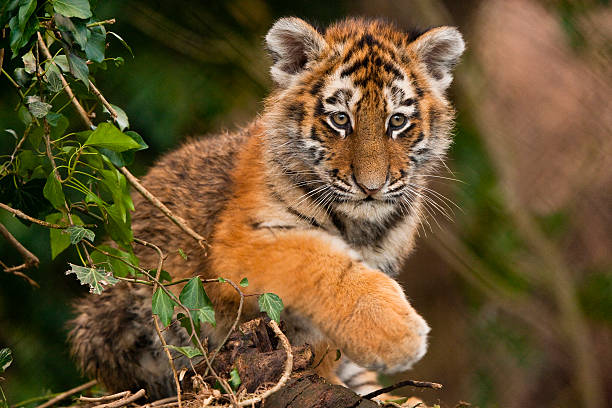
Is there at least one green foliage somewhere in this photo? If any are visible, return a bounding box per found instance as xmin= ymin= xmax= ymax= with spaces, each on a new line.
xmin=179 ymin=277 xmax=216 ymax=331
xmin=239 ymin=277 xmax=248 ymax=287
xmin=65 ymin=263 xmax=119 ymax=294
xmin=152 ymin=287 xmax=177 ymax=327
xmin=229 ymin=368 xmax=241 ymax=390
xmin=258 ymin=293 xmax=284 ymax=323
xmin=165 ymin=345 xmax=203 ymax=359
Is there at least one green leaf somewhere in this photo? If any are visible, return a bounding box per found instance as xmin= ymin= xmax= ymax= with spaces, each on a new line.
xmin=179 ymin=277 xmax=215 ymax=331
xmin=0 ymin=348 xmax=12 ymax=373
xmin=28 ymin=100 xmax=53 ymax=118
xmin=229 ymin=368 xmax=242 ymax=390
xmin=90 ymin=245 xmax=138 ymax=277
xmin=55 ymin=13 xmax=87 ymax=49
xmin=46 ymin=213 xmax=83 ymax=259
xmin=178 ymin=248 xmax=187 ymax=260
xmin=85 ymin=26 xmax=106 ymax=63
xmin=125 ymin=131 xmax=148 ymax=150
xmin=239 ymin=277 xmax=249 ymax=287
xmin=66 ymin=225 xmax=95 ymax=244
xmin=106 ymin=104 xmax=129 ymax=132
xmin=18 ymin=105 xmax=32 ymax=125
xmin=43 ymin=173 xmax=65 ymax=208
xmin=84 ymin=123 xmax=141 ymax=152
xmin=218 ymin=277 xmax=226 ymax=283
xmin=66 ymin=52 xmax=89 ymax=87
xmin=45 ymin=63 xmax=64 ymax=93
xmin=52 ymin=0 xmax=92 ymax=19
xmin=66 ymin=263 xmax=119 ymax=294
xmin=22 ymin=50 xmax=36 ymax=74
xmin=108 ymin=31 xmax=133 ymax=57
xmin=152 ymin=287 xmax=177 ymax=327
xmin=159 ymin=270 xmax=172 ymax=283
xmin=9 ymin=14 xmax=38 ymax=55
xmin=18 ymin=0 xmax=35 ymax=30
xmin=166 ymin=345 xmax=202 ymax=359
xmin=258 ymin=293 xmax=284 ymax=323
xmin=196 ymin=305 xmax=216 ymax=327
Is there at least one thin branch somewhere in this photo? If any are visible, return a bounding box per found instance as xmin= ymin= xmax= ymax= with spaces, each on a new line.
xmin=121 ymin=167 xmax=209 ymax=251
xmin=362 ymin=379 xmax=443 ymax=400
xmin=87 ymin=19 xmax=116 ymax=28
xmin=91 ymin=389 xmax=146 ymax=408
xmin=89 ymin=79 xmax=118 ymax=119
xmin=36 ymin=379 xmax=97 ymax=408
xmin=237 ymin=320 xmax=293 ymax=406
xmin=0 ymin=202 xmax=66 ymax=229
xmin=36 ymin=32 xmax=94 ymax=129
xmin=139 ymin=238 xmax=183 ymax=408
xmin=78 ymin=391 xmax=130 ymax=402
xmin=0 ymin=223 xmax=39 ymax=268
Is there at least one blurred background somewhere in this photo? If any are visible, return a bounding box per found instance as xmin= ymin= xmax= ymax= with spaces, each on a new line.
xmin=1 ymin=0 xmax=611 ymax=407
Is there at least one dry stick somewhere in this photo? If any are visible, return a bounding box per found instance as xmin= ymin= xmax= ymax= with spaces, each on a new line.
xmin=237 ymin=320 xmax=293 ymax=406
xmin=0 ymin=223 xmax=40 ymax=287
xmin=145 ymin=396 xmax=178 ymax=407
xmin=36 ymin=32 xmax=93 ymax=129
xmin=89 ymin=79 xmax=117 ymax=119
xmin=131 ymin=239 xmax=183 ymax=407
xmin=78 ymin=391 xmax=130 ymax=402
xmin=362 ymin=380 xmax=443 ymax=400
xmin=36 ymin=379 xmax=97 ymax=408
xmin=121 ymin=168 xmax=209 ymax=251
xmin=91 ymin=389 xmax=146 ymax=408
xmin=0 ymin=202 xmax=66 ymax=229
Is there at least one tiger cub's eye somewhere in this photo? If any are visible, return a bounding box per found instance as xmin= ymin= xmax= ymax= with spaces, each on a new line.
xmin=331 ymin=112 xmax=350 ymax=127
xmin=389 ymin=113 xmax=407 ymax=128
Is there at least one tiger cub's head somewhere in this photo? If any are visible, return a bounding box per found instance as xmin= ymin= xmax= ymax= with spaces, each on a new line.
xmin=262 ymin=18 xmax=464 ymax=218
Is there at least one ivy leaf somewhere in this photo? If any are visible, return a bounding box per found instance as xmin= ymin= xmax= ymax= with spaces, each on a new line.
xmin=108 ymin=31 xmax=133 ymax=57
xmin=66 ymin=225 xmax=95 ymax=244
xmin=45 ymin=64 xmax=64 ymax=93
xmin=85 ymin=26 xmax=106 ymax=63
xmin=22 ymin=50 xmax=36 ymax=74
xmin=17 ymin=0 xmax=35 ymax=30
xmin=196 ymin=304 xmax=216 ymax=327
xmin=229 ymin=368 xmax=242 ymax=390
xmin=46 ymin=213 xmax=83 ymax=259
xmin=258 ymin=293 xmax=284 ymax=323
xmin=66 ymin=263 xmax=119 ymax=294
xmin=239 ymin=277 xmax=249 ymax=287
xmin=166 ymin=345 xmax=203 ymax=359
xmin=103 ymin=104 xmax=129 ymax=131
xmin=66 ymin=52 xmax=89 ymax=87
xmin=0 ymin=348 xmax=12 ymax=373
xmin=43 ymin=173 xmax=65 ymax=208
xmin=84 ymin=123 xmax=141 ymax=152
xmin=152 ymin=287 xmax=177 ymax=327
xmin=179 ymin=277 xmax=216 ymax=332
xmin=28 ymin=101 xmax=53 ymax=118
xmin=52 ymin=0 xmax=92 ymax=19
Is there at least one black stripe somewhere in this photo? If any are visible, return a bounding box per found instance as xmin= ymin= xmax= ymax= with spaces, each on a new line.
xmin=285 ymin=206 xmax=322 ymax=229
xmin=310 ymin=79 xmax=324 ymax=95
xmin=400 ymin=97 xmax=416 ymax=107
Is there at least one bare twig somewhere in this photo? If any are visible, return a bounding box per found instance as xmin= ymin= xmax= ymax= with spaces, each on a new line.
xmin=78 ymin=391 xmax=130 ymax=402
xmin=121 ymin=168 xmax=209 ymax=251
xmin=36 ymin=379 xmax=97 ymax=408
xmin=87 ymin=19 xmax=116 ymax=28
xmin=0 ymin=223 xmax=39 ymax=268
xmin=0 ymin=202 xmax=66 ymax=229
xmin=237 ymin=320 xmax=293 ymax=406
xmin=91 ymin=389 xmax=146 ymax=408
xmin=0 ymin=223 xmax=40 ymax=287
xmin=362 ymin=380 xmax=443 ymax=400
xmin=89 ymin=80 xmax=118 ymax=119
xmin=36 ymin=32 xmax=94 ymax=129
xmin=145 ymin=396 xmax=178 ymax=407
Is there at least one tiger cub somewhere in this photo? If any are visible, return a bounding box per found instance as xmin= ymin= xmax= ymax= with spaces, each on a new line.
xmin=69 ymin=17 xmax=465 ymax=398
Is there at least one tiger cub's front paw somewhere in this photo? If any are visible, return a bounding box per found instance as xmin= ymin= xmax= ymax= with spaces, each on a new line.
xmin=340 ymin=273 xmax=430 ymax=373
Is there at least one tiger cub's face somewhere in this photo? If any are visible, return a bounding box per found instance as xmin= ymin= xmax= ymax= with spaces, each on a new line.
xmin=263 ymin=18 xmax=464 ymax=217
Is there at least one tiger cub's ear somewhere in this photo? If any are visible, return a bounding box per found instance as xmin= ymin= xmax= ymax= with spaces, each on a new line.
xmin=409 ymin=26 xmax=465 ymax=93
xmin=265 ymin=17 xmax=328 ymax=87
